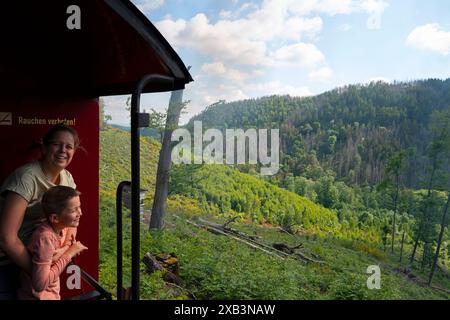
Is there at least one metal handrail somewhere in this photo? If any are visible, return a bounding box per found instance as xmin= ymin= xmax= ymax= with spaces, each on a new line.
xmin=116 ymin=181 xmax=131 ymax=300
xmin=68 ymin=263 xmax=112 ymax=300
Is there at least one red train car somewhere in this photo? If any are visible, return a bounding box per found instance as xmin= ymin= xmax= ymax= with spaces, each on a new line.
xmin=0 ymin=0 xmax=192 ymax=300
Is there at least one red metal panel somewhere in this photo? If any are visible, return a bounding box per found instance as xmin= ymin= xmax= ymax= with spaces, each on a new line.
xmin=0 ymin=98 xmax=99 ymax=299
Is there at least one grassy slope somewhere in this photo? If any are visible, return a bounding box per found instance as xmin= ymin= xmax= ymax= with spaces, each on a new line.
xmin=98 ymin=128 xmax=450 ymax=299
xmin=171 ymin=164 xmax=340 ymax=233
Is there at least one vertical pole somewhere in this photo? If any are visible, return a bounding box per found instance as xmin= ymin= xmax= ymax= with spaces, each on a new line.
xmin=130 ymin=75 xmax=174 ymax=300
xmin=116 ymin=181 xmax=131 ymax=300
xmin=131 ymin=87 xmax=141 ymax=301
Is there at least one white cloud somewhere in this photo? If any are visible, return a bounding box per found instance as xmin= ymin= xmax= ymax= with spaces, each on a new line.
xmin=103 ymin=91 xmax=174 ymax=126
xmin=154 ymin=18 xmax=186 ymax=49
xmin=133 ymin=0 xmax=164 ymax=12
xmin=288 ymin=0 xmax=388 ymax=29
xmin=309 ymin=67 xmax=333 ymax=81
xmin=406 ymin=23 xmax=450 ymax=56
xmin=102 ymin=96 xmax=129 ymax=126
xmin=292 ymin=0 xmax=354 ymax=16
xmin=201 ymin=62 xmax=251 ymax=82
xmin=219 ymin=10 xmax=233 ymax=19
xmin=223 ymin=2 xmax=259 ymax=19
xmin=149 ymin=0 xmax=390 ymax=123
xmin=156 ymin=14 xmax=269 ymax=65
xmin=360 ymin=0 xmax=388 ymax=14
xmin=155 ymin=1 xmax=324 ymax=66
xmin=239 ymin=2 xmax=259 ymax=13
xmin=202 ymin=62 xmax=227 ymax=75
xmin=271 ymin=43 xmax=325 ymax=67
xmin=283 ymin=17 xmax=323 ymax=41
xmin=320 ymin=0 xmax=354 ymax=15
xmin=243 ymin=3 xmax=323 ymax=42
xmin=154 ymin=0 xmax=388 ymax=69
xmin=248 ymin=81 xmax=314 ymax=97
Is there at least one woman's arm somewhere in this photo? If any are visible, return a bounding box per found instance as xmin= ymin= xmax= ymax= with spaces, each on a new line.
xmin=0 ymin=192 xmax=32 ymax=274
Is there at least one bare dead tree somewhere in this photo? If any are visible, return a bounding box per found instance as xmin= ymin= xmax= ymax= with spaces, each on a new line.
xmin=150 ymin=68 xmax=191 ymax=230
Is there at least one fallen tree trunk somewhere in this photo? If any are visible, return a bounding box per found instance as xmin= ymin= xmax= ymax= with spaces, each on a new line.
xmin=179 ymin=216 xmax=324 ymax=264
xmin=143 ymin=253 xmax=184 ymax=286
xmin=197 ymin=217 xmax=324 ymax=264
xmin=190 ymin=218 xmax=284 ymax=259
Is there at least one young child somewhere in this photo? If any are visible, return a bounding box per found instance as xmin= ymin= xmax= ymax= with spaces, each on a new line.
xmin=17 ymin=186 xmax=88 ymax=300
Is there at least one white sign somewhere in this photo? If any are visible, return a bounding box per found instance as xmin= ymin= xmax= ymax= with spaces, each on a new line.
xmin=0 ymin=112 xmax=12 ymax=125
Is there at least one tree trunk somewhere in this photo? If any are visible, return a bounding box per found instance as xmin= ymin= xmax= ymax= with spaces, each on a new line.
xmin=142 ymin=253 xmax=183 ymax=285
xmin=421 ymin=244 xmax=426 ymax=272
xmin=149 ymin=89 xmax=185 ymax=230
xmin=410 ymin=226 xmax=422 ymax=264
xmin=421 ymin=242 xmax=429 ymax=272
xmin=412 ymin=122 xmax=449 ymax=263
xmin=399 ymin=231 xmax=406 ymax=263
xmin=391 ymin=175 xmax=399 ymax=253
xmin=410 ymin=167 xmax=436 ymax=263
xmin=428 ymin=192 xmax=450 ymax=285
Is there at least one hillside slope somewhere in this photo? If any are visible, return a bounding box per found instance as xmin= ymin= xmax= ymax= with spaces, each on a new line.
xmin=171 ymin=164 xmax=340 ymax=226
xmin=98 ymin=127 xmax=450 ymax=299
xmin=188 ymin=79 xmax=450 ymax=187
xmin=100 ymin=128 xmax=160 ymax=195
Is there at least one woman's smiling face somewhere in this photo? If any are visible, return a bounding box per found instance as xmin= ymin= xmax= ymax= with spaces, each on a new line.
xmin=42 ymin=131 xmax=76 ymax=170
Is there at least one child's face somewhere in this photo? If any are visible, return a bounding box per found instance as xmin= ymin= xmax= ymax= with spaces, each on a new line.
xmin=57 ymin=196 xmax=82 ymax=228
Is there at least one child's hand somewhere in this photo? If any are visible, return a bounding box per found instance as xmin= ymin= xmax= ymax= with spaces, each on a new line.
xmin=54 ymin=230 xmax=77 ymax=262
xmin=65 ymin=241 xmax=88 ymax=259
xmin=53 ymin=244 xmax=70 ymax=262
xmin=64 ymin=232 xmax=76 ymax=246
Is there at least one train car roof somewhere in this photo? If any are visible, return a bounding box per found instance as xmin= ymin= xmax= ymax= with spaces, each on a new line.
xmin=0 ymin=0 xmax=193 ymax=97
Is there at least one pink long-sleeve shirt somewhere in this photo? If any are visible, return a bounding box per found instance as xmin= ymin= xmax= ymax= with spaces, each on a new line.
xmin=17 ymin=222 xmax=71 ymax=300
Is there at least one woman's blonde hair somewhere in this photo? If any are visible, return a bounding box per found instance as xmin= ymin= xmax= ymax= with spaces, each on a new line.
xmin=42 ymin=124 xmax=80 ymax=149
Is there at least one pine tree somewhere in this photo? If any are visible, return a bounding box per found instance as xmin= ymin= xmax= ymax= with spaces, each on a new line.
xmin=410 ymin=108 xmax=450 ymax=263
xmin=383 ymin=149 xmax=413 ymax=253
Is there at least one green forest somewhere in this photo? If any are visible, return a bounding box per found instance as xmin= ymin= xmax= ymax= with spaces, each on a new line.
xmin=99 ymin=79 xmax=450 ymax=300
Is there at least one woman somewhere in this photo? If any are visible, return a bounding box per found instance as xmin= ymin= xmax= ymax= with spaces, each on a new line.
xmin=0 ymin=124 xmax=80 ymax=299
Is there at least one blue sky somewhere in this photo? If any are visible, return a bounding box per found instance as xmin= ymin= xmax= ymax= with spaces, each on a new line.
xmin=104 ymin=0 xmax=450 ymax=125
